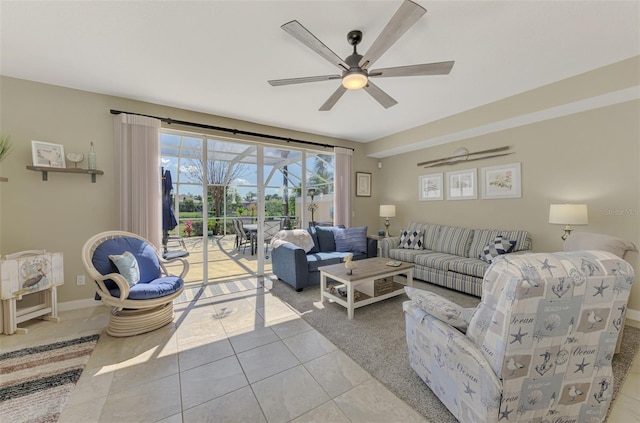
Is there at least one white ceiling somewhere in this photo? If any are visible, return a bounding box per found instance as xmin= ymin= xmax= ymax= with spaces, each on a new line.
xmin=1 ymin=1 xmax=639 ymax=143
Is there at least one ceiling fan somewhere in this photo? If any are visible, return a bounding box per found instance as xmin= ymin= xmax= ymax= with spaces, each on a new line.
xmin=268 ymin=0 xmax=455 ymax=111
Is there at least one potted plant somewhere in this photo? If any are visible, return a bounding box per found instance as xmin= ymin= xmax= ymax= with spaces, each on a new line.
xmin=0 ymin=135 xmax=12 ymax=165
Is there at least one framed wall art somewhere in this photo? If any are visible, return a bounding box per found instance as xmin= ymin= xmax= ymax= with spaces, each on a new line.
xmin=446 ymin=168 xmax=477 ymax=200
xmin=419 ymin=173 xmax=443 ymax=201
xmin=31 ymin=140 xmax=66 ymax=168
xmin=482 ymin=162 xmax=521 ymax=199
xmin=355 ymin=172 xmax=371 ymax=197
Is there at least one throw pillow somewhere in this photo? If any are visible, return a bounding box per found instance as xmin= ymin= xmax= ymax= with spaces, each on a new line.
xmin=108 ymin=251 xmax=140 ymax=287
xmin=335 ymin=226 xmax=368 ymax=254
xmin=399 ymin=229 xmax=423 ymax=250
xmin=314 ymin=225 xmax=345 ymax=252
xmin=479 ymin=235 xmax=515 ymax=263
xmin=307 ymin=226 xmax=320 ymax=253
xmin=405 ymin=286 xmax=474 ymax=331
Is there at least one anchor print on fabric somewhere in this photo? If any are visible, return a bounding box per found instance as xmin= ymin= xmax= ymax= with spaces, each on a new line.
xmin=593 ymin=378 xmax=610 ymax=403
xmin=552 ymin=277 xmax=571 ymax=298
xmin=613 ymin=305 xmax=626 ymax=331
xmin=535 ymin=349 xmax=554 ymax=376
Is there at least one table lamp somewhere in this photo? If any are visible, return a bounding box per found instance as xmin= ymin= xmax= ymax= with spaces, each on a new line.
xmin=379 ymin=205 xmax=396 ymax=237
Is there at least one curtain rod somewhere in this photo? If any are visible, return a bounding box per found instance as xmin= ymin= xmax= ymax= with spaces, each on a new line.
xmin=109 ymin=109 xmax=354 ymax=151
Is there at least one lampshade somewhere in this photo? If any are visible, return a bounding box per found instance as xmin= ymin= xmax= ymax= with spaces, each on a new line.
xmin=379 ymin=205 xmax=396 ymax=218
xmin=342 ymin=72 xmax=368 ymax=90
xmin=549 ymin=204 xmax=589 ymax=225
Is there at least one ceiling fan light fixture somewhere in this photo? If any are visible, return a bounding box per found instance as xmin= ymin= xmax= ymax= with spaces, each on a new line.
xmin=342 ymin=72 xmax=368 ymax=90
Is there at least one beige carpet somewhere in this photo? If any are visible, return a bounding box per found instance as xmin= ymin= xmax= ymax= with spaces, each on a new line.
xmin=266 ymin=277 xmax=640 ymax=422
xmin=0 ymin=334 xmax=100 ymax=423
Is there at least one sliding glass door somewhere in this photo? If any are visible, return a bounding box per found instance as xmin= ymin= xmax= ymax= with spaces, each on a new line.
xmin=160 ymin=131 xmax=334 ymax=286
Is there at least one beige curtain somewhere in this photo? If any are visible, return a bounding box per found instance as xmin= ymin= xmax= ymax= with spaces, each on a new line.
xmin=113 ymin=113 xmax=162 ymax=248
xmin=333 ymin=147 xmax=352 ymax=227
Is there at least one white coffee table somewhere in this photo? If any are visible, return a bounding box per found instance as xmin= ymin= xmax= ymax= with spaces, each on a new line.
xmin=318 ymin=257 xmax=414 ymax=319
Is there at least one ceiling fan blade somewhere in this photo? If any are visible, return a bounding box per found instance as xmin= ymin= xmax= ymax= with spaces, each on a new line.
xmin=358 ymin=0 xmax=426 ymax=70
xmin=369 ymin=61 xmax=455 ymax=78
xmin=363 ymin=81 xmax=398 ymax=109
xmin=268 ymin=74 xmax=342 ymax=86
xmin=282 ymin=20 xmax=349 ymax=71
xmin=319 ymin=85 xmax=347 ymax=111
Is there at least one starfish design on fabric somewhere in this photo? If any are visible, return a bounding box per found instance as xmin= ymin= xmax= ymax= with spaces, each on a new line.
xmin=539 ymin=258 xmax=556 ymax=275
xmin=464 ymin=380 xmax=475 ymax=399
xmin=499 ymin=406 xmax=512 ymax=421
xmin=510 ymin=327 xmax=528 ymax=344
xmin=593 ymin=280 xmax=609 ymax=297
xmin=574 ymin=357 xmax=590 ymax=373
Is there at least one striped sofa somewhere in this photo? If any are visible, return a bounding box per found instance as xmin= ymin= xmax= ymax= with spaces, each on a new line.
xmin=380 ymin=222 xmax=532 ymax=296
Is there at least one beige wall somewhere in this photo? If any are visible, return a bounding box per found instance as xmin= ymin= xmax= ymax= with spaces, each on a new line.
xmin=2 ymin=70 xmax=638 ymax=319
xmin=0 ymin=76 xmax=370 ymax=305
xmin=369 ymin=100 xmax=640 ymax=315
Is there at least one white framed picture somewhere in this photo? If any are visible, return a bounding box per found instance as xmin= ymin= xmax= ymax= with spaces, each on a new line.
xmin=419 ymin=173 xmax=443 ymax=201
xmin=482 ymin=162 xmax=521 ymax=199
xmin=31 ymin=140 xmax=66 ymax=168
xmin=355 ymin=171 xmax=371 ymax=197
xmin=446 ymin=168 xmax=477 ymax=200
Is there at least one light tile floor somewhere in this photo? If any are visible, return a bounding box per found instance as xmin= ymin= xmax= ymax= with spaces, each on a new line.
xmin=2 ymin=280 xmax=639 ymax=422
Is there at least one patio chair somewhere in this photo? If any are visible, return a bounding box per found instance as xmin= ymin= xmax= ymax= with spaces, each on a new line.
xmin=263 ymin=220 xmax=282 ymax=258
xmin=82 ymin=230 xmax=189 ymax=337
xmin=235 ymin=219 xmax=255 ymax=254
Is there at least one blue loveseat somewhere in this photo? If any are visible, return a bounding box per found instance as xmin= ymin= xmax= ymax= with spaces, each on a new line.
xmin=271 ymin=226 xmax=378 ymax=291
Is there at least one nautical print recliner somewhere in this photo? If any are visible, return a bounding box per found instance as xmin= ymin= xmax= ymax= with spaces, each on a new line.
xmin=403 ymin=251 xmax=634 ymax=422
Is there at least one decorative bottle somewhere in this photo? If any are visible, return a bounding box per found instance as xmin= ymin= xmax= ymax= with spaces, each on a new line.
xmin=88 ymin=142 xmax=96 ymax=170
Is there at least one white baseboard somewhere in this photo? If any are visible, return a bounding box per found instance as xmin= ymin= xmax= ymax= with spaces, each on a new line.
xmin=58 ymin=298 xmax=101 ymax=312
xmin=626 ymin=308 xmax=640 ymax=324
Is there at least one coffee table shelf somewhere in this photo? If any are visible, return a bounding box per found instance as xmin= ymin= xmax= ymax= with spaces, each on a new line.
xmin=318 ymin=257 xmax=413 ymax=319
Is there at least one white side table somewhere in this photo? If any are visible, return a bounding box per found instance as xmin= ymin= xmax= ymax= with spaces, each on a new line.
xmin=0 ymin=250 xmax=64 ymax=335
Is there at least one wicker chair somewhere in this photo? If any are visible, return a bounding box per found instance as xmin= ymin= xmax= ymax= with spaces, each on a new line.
xmin=81 ymin=230 xmax=189 ymax=337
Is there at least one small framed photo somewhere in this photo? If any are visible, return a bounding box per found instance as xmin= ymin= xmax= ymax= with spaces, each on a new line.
xmin=446 ymin=168 xmax=477 ymax=200
xmin=482 ymin=162 xmax=522 ymax=199
xmin=355 ymin=171 xmax=371 ymax=197
xmin=419 ymin=173 xmax=443 ymax=201
xmin=32 ymin=140 xmax=66 ymax=168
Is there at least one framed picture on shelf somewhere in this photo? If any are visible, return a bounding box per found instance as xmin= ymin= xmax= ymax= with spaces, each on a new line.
xmin=31 ymin=140 xmax=66 ymax=168
xmin=482 ymin=162 xmax=522 ymax=199
xmin=418 ymin=173 xmax=443 ymax=201
xmin=446 ymin=168 xmax=477 ymax=200
xmin=355 ymin=172 xmax=371 ymax=197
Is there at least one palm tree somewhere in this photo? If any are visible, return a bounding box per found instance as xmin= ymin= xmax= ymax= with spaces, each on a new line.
xmin=309 ymin=154 xmax=334 ymax=194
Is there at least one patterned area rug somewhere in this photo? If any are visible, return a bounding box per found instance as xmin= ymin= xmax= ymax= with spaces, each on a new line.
xmin=0 ymin=334 xmax=100 ymax=423
xmin=266 ymin=277 xmax=640 ymax=422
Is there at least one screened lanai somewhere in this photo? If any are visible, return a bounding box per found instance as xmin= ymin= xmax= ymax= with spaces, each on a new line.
xmin=160 ymin=130 xmax=335 ymax=286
